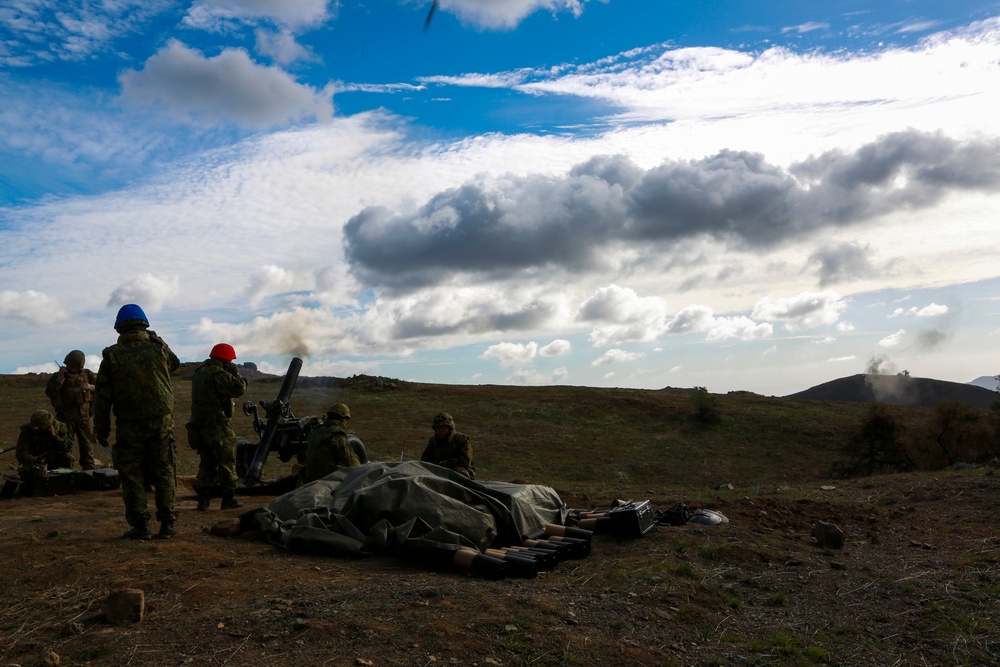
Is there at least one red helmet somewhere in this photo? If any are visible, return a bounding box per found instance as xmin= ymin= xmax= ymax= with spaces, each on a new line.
xmin=210 ymin=343 xmax=237 ymax=361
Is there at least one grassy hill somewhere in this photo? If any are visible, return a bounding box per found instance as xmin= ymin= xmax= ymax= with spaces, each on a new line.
xmin=2 ymin=372 xmax=889 ymax=496
xmin=1 ymin=373 xmax=998 ymax=666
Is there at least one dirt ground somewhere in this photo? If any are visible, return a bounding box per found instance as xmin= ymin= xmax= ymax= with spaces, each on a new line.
xmin=0 ymin=466 xmax=997 ymax=667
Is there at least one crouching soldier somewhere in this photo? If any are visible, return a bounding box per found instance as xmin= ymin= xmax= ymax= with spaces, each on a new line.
xmin=189 ymin=343 xmax=248 ymax=511
xmin=301 ymin=403 xmax=360 ymax=483
xmin=421 ymin=412 xmax=475 ymax=479
xmin=16 ymin=410 xmax=75 ymax=480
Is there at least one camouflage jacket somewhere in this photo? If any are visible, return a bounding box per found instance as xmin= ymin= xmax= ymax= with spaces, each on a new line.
xmin=16 ymin=420 xmax=74 ymax=468
xmin=421 ymin=431 xmax=474 ymax=474
xmin=94 ymin=328 xmax=180 ymax=437
xmin=45 ymin=367 xmax=97 ymax=419
xmin=303 ymin=420 xmax=360 ymax=483
xmin=189 ymin=359 xmax=248 ymax=426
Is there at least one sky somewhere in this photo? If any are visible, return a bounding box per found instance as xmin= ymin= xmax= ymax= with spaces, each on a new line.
xmin=2 ymin=0 xmax=1000 ymax=396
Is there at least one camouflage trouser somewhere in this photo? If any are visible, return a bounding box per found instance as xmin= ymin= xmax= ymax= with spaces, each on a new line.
xmin=60 ymin=413 xmax=98 ymax=470
xmin=190 ymin=421 xmax=239 ymax=494
xmin=113 ymin=414 xmax=177 ymax=525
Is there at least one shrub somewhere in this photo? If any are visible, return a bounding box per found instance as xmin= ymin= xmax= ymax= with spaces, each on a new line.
xmin=833 ymin=404 xmax=913 ymax=477
xmin=927 ymin=401 xmax=994 ymax=465
xmin=691 ymin=386 xmax=721 ymax=425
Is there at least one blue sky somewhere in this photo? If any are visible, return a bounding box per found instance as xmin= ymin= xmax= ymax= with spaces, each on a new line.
xmin=2 ymin=0 xmax=1000 ymax=396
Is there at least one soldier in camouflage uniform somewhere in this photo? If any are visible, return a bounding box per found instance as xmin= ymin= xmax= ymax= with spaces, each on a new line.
xmin=302 ymin=403 xmax=360 ymax=483
xmin=16 ymin=409 xmax=75 ymax=480
xmin=94 ymin=304 xmax=181 ymax=541
xmin=45 ymin=350 xmax=101 ymax=470
xmin=188 ymin=343 xmax=248 ymax=511
xmin=421 ymin=412 xmax=475 ymax=479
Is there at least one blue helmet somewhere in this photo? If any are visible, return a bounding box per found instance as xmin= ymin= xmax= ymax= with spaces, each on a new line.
xmin=114 ymin=303 xmax=148 ymax=329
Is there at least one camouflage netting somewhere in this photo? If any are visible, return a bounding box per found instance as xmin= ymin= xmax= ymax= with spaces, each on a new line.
xmin=246 ymin=461 xmax=567 ymax=559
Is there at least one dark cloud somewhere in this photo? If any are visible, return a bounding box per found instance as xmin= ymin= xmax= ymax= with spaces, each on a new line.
xmin=343 ymin=175 xmax=626 ymax=289
xmin=627 ymin=149 xmax=796 ymax=245
xmin=808 ymin=241 xmax=879 ymax=286
xmin=915 ymin=328 xmax=949 ymax=349
xmin=344 ymin=130 xmax=1000 ymax=291
xmin=791 ymin=130 xmax=1000 ymax=223
xmin=390 ymin=299 xmax=557 ymax=340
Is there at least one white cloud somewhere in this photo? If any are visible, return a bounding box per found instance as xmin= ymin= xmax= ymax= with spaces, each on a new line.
xmin=579 ymin=285 xmax=668 ymax=346
xmin=879 ymin=329 xmax=906 ymax=348
xmin=592 ymin=349 xmax=643 ymax=366
xmin=889 ymin=303 xmax=949 ymax=318
xmin=184 ymin=0 xmax=331 ymax=30
xmin=244 ymin=265 xmax=299 ymax=305
xmin=13 ymin=361 xmax=59 ymax=375
xmin=751 ymin=291 xmax=847 ymax=331
xmin=0 ymin=0 xmax=173 ymax=66
xmin=482 ymin=341 xmax=538 ymax=368
xmin=0 ymin=290 xmax=68 ymax=325
xmin=539 ymin=339 xmax=572 ymax=356
xmin=255 ymin=28 xmax=317 ymax=66
xmin=441 ymin=0 xmax=586 ymax=30
xmin=107 ymin=274 xmax=181 ymax=313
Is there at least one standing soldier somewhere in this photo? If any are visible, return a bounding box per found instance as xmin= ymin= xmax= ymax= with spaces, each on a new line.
xmin=45 ymin=350 xmax=101 ymax=470
xmin=16 ymin=409 xmax=75 ymax=479
xmin=302 ymin=403 xmax=360 ymax=483
xmin=94 ymin=304 xmax=180 ymax=541
xmin=421 ymin=412 xmax=475 ymax=479
xmin=189 ymin=343 xmax=248 ymax=511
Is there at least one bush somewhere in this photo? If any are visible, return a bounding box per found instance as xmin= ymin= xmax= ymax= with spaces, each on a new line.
xmin=833 ymin=404 xmax=913 ymax=477
xmin=927 ymin=401 xmax=994 ymax=466
xmin=690 ymin=386 xmax=721 ymax=425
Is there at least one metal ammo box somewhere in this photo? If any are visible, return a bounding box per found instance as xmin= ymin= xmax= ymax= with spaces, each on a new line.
xmin=609 ymin=499 xmax=655 ymax=538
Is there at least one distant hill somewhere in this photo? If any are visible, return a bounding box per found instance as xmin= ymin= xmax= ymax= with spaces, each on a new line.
xmin=787 ymin=373 xmax=998 ymax=409
xmin=969 ymin=375 xmax=1000 ymax=392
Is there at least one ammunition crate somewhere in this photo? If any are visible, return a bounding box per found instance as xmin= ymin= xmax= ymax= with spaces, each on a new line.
xmin=609 ymin=500 xmax=655 ymax=538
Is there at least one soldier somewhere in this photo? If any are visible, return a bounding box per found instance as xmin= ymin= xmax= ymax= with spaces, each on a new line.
xmin=45 ymin=350 xmax=101 ymax=470
xmin=15 ymin=409 xmax=75 ymax=479
xmin=94 ymin=304 xmax=180 ymax=541
xmin=189 ymin=343 xmax=248 ymax=511
xmin=421 ymin=412 xmax=475 ymax=479
xmin=302 ymin=403 xmax=360 ymax=483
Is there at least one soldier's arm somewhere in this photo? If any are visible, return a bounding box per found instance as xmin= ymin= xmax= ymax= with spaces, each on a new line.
xmin=148 ymin=331 xmax=181 ymax=373
xmin=419 ymin=440 xmax=435 ymax=462
xmin=217 ymin=363 xmax=249 ymax=398
xmin=16 ymin=429 xmax=41 ymax=467
xmin=335 ymin=436 xmax=361 ymax=468
xmin=53 ymin=424 xmax=75 ymax=454
xmin=455 ymin=435 xmax=473 ymax=469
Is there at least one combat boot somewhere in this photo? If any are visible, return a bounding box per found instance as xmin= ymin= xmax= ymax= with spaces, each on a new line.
xmin=157 ymin=521 xmax=177 ymax=539
xmin=122 ymin=519 xmax=152 ymax=540
xmin=220 ymin=494 xmax=243 ymax=510
xmin=196 ymin=491 xmax=210 ymax=511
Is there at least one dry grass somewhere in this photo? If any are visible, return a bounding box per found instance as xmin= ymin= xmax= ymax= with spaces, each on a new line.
xmin=1 ymin=373 xmax=999 ymax=666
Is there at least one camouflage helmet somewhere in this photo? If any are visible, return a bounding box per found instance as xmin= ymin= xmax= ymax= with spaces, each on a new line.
xmin=30 ymin=409 xmax=53 ymax=429
xmin=64 ymin=350 xmax=86 ymax=368
xmin=432 ymin=412 xmax=455 ymax=429
xmin=326 ymin=403 xmax=351 ymax=420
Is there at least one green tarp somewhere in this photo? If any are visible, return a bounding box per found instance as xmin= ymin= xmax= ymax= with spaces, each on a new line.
xmin=249 ymin=461 xmax=567 ymax=559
